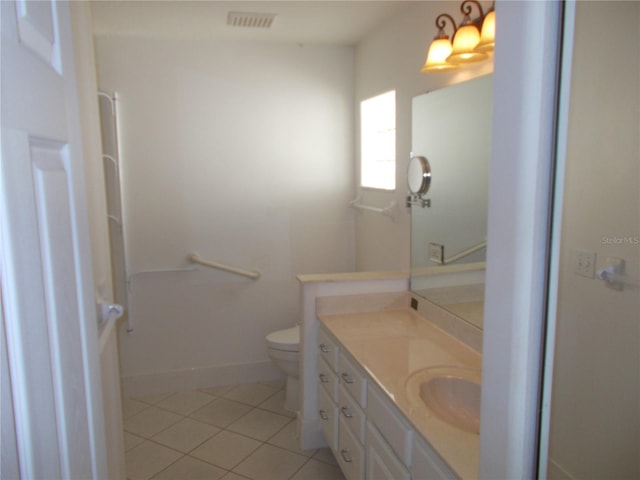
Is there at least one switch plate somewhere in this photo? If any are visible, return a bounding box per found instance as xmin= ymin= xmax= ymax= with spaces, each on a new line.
xmin=575 ymin=250 xmax=596 ymax=278
xmin=429 ymin=243 xmax=444 ymax=264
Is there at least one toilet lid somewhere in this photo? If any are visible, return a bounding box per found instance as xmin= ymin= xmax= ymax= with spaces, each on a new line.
xmin=266 ymin=325 xmax=300 ymax=352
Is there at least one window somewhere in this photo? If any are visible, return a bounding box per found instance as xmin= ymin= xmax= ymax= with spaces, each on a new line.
xmin=360 ymin=90 xmax=396 ymax=190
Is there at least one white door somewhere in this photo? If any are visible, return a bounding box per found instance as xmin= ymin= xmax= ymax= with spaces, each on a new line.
xmin=1 ymin=1 xmax=108 ymax=478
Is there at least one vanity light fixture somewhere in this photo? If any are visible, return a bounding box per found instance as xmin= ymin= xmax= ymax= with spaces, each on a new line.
xmin=421 ymin=1 xmax=495 ymax=72
xmin=421 ymin=14 xmax=459 ymax=72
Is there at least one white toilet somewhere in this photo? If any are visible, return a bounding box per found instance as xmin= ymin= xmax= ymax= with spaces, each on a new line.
xmin=266 ymin=325 xmax=300 ymax=411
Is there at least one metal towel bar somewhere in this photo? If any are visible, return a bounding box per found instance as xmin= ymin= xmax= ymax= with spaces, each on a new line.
xmin=349 ymin=195 xmax=398 ymax=221
xmin=187 ymin=253 xmax=261 ymax=280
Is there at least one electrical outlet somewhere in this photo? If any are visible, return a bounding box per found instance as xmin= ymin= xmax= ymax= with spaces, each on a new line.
xmin=429 ymin=243 xmax=444 ymax=264
xmin=574 ymin=250 xmax=596 ymax=278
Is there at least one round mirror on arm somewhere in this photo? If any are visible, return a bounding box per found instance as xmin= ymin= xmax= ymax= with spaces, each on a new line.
xmin=408 ymin=155 xmax=431 ymax=195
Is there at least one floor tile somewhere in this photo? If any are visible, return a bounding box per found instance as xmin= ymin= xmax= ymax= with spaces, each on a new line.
xmin=124 ymin=432 xmax=146 ymax=452
xmin=190 ymin=430 xmax=261 ymax=470
xmin=227 ymin=408 xmax=291 ymax=441
xmin=190 ymin=398 xmax=253 ymax=428
xmin=151 ymin=455 xmax=227 ymax=480
xmin=123 ymin=398 xmax=149 ymax=419
xmin=125 ymin=440 xmax=182 ymax=480
xmin=258 ymin=390 xmax=296 ymax=418
xmin=313 ymin=448 xmax=339 ymax=466
xmin=152 ymin=417 xmax=220 ymax=453
xmin=156 ymin=390 xmax=216 ymax=415
xmin=133 ymin=392 xmax=173 ymax=405
xmin=125 ymin=406 xmax=183 ymax=438
xmin=267 ymin=419 xmax=315 ymax=457
xmin=222 ymin=382 xmax=281 ymax=406
xmin=200 ymin=385 xmax=235 ymax=397
xmin=259 ymin=379 xmax=286 ymax=390
xmin=220 ymin=472 xmax=251 ymax=480
xmin=289 ymin=458 xmax=346 ymax=480
xmin=233 ymin=444 xmax=307 ymax=480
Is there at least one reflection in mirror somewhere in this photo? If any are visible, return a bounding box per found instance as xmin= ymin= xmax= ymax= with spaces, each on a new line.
xmin=410 ymin=74 xmax=492 ymax=330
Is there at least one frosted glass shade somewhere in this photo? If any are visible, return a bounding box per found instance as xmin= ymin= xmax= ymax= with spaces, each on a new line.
xmin=447 ymin=23 xmax=488 ymax=64
xmin=421 ymin=37 xmax=459 ymax=72
xmin=475 ymin=10 xmax=495 ymax=52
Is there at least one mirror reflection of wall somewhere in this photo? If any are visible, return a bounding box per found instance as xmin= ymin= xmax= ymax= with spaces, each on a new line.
xmin=410 ymin=74 xmax=493 ymax=330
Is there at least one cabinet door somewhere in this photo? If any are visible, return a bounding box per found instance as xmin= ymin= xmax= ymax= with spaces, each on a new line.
xmin=366 ymin=422 xmax=410 ymax=480
xmin=338 ymin=416 xmax=365 ymax=480
xmin=318 ymin=380 xmax=338 ymax=452
xmin=412 ymin=436 xmax=456 ymax=480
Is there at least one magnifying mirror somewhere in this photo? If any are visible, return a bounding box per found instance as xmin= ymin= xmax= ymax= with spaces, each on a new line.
xmin=408 ymin=156 xmax=431 ymax=195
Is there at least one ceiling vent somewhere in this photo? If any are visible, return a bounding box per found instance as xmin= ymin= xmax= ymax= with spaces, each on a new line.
xmin=227 ymin=11 xmax=276 ymax=29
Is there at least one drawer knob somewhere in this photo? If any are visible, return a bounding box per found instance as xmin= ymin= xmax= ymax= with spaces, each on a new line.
xmin=318 ymin=373 xmax=329 ymax=383
xmin=318 ymin=409 xmax=329 ymax=420
xmin=341 ymin=406 xmax=353 ymax=418
xmin=341 ymin=372 xmax=354 ymax=384
xmin=319 ymin=343 xmax=330 ymax=353
xmin=340 ymin=449 xmax=353 ymax=463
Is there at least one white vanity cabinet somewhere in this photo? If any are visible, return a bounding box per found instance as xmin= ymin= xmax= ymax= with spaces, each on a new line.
xmin=412 ymin=436 xmax=458 ymax=480
xmin=317 ymin=325 xmax=458 ymax=480
xmin=366 ymin=421 xmax=410 ymax=480
xmin=317 ymin=330 xmax=339 ymax=452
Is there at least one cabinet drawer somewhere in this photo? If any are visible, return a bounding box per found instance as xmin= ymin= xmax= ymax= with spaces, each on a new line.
xmin=366 ymin=421 xmax=410 ymax=480
xmin=412 ymin=436 xmax=456 ymax=480
xmin=339 ymin=353 xmax=367 ymax=407
xmin=318 ymin=327 xmax=339 ymax=371
xmin=317 ymin=381 xmax=338 ymax=452
xmin=318 ymin=356 xmax=339 ymax=402
xmin=338 ymin=416 xmax=365 ymax=480
xmin=339 ymin=384 xmax=366 ymax=443
xmin=367 ymin=384 xmax=412 ymax=467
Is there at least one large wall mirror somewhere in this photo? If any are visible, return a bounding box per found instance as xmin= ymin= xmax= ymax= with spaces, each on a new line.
xmin=410 ymin=74 xmax=492 ymax=330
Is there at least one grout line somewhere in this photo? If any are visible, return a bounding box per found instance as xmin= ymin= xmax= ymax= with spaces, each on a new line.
xmin=126 ymin=384 xmax=339 ymax=480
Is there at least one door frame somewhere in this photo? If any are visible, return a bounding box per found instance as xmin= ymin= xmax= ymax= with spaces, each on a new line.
xmin=479 ymin=1 xmax=564 ymax=478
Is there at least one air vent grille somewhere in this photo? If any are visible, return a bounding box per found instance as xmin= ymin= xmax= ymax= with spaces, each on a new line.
xmin=227 ymin=12 xmax=276 ymax=29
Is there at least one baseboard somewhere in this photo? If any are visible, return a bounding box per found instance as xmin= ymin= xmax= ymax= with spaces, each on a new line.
xmin=121 ymin=360 xmax=284 ymax=398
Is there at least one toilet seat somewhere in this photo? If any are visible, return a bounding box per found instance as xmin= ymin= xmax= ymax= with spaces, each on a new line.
xmin=266 ymin=325 xmax=300 ymax=352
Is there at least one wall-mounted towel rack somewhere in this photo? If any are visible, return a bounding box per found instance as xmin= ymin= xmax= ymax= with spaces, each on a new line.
xmin=349 ymin=195 xmax=399 ymax=222
xmin=443 ymin=241 xmax=487 ymax=265
xmin=187 ymin=253 xmax=261 ymax=280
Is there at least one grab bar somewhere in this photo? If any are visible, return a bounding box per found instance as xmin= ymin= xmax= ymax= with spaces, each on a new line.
xmin=187 ymin=253 xmax=261 ymax=280
xmin=443 ymin=241 xmax=487 ymax=265
xmin=349 ymin=196 xmax=398 ymax=222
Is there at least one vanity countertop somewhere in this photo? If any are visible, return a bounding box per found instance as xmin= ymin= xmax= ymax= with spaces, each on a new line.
xmin=318 ymin=308 xmax=481 ymax=480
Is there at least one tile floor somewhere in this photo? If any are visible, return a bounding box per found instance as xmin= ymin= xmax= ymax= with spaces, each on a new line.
xmin=123 ymin=380 xmax=346 ymax=480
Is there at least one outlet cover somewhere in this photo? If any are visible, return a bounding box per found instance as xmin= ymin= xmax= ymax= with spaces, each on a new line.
xmin=429 ymin=243 xmax=444 ymax=264
xmin=575 ymin=250 xmax=596 ymax=278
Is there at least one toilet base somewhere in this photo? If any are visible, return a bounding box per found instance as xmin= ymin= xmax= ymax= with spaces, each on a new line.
xmin=284 ymin=376 xmax=300 ymax=411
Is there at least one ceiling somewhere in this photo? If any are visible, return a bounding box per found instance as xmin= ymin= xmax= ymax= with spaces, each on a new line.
xmin=91 ymin=1 xmax=413 ymax=46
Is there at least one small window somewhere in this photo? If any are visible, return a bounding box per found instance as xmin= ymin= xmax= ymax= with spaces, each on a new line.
xmin=360 ymin=90 xmax=396 ymax=190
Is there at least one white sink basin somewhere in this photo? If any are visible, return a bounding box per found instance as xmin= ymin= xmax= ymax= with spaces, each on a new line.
xmin=405 ymin=366 xmax=481 ymax=434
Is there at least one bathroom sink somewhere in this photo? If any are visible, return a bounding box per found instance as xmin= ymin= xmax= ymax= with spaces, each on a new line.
xmin=405 ymin=366 xmax=481 ymax=434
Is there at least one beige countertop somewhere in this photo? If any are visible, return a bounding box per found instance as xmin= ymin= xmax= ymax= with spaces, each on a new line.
xmin=318 ymin=308 xmax=481 ymax=480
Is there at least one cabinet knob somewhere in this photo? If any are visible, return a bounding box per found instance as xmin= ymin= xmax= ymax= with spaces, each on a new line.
xmin=341 ymin=372 xmax=354 ymax=384
xmin=319 ymin=343 xmax=330 ymax=353
xmin=318 ymin=373 xmax=329 ymax=383
xmin=340 ymin=449 xmax=353 ymax=463
xmin=341 ymin=406 xmax=353 ymax=418
xmin=318 ymin=409 xmax=329 ymax=420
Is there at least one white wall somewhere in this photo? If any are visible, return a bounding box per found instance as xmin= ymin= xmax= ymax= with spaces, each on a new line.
xmin=94 ymin=36 xmax=356 ymax=393
xmin=546 ymin=2 xmax=640 ymax=478
xmin=354 ymin=1 xmax=493 ymax=272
